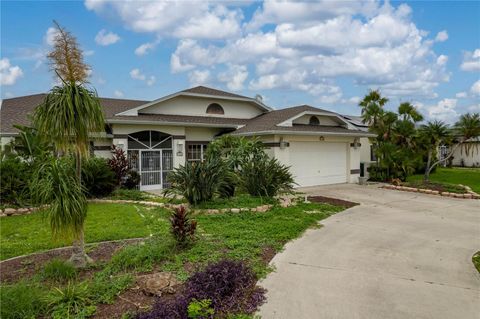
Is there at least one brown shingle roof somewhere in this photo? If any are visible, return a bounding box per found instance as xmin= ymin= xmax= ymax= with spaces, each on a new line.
xmin=232 ymin=105 xmax=363 ymax=135
xmin=1 ymin=94 xmax=147 ymax=134
xmin=181 ymin=86 xmax=250 ymax=99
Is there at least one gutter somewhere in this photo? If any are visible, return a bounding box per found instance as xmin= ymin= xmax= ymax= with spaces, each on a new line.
xmin=233 ymin=130 xmax=376 ymax=138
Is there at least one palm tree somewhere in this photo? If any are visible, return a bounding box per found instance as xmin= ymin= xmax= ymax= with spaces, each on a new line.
xmin=398 ymin=102 xmax=423 ymax=123
xmin=424 ymin=113 xmax=480 ymax=178
xmin=32 ymin=21 xmax=105 ymax=267
xmin=420 ymin=120 xmax=450 ymax=182
xmin=359 ymin=90 xmax=388 ymax=128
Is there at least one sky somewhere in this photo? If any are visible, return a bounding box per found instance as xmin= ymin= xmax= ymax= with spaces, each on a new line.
xmin=1 ymin=0 xmax=479 ymax=122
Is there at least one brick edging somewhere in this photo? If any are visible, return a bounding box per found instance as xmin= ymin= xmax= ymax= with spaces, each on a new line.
xmin=381 ymin=184 xmax=480 ymax=199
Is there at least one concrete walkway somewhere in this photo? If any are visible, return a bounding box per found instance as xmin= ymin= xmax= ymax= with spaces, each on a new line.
xmin=259 ymin=184 xmax=480 ymax=319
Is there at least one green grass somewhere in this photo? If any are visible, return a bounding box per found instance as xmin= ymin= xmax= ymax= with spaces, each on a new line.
xmin=41 ymin=259 xmax=77 ymax=282
xmin=0 ymin=203 xmax=168 ymax=260
xmin=1 ymin=201 xmax=343 ymax=319
xmin=407 ymin=167 xmax=480 ymax=193
xmin=193 ymin=194 xmax=277 ymax=209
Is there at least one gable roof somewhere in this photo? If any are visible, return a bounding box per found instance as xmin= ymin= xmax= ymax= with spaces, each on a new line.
xmin=115 ymin=85 xmax=272 ymax=116
xmin=233 ymin=105 xmax=371 ymax=136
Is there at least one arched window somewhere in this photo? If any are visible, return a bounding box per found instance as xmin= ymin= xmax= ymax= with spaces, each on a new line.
xmin=206 ymin=103 xmax=224 ymax=115
xmin=309 ymin=116 xmax=320 ymax=125
xmin=127 ymin=130 xmax=172 ymax=149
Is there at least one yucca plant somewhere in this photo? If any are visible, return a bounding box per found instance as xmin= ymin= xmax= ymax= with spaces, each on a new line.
xmin=165 ymin=157 xmax=229 ymax=205
xmin=170 ymin=205 xmax=197 ymax=246
xmin=240 ymin=156 xmax=295 ymax=197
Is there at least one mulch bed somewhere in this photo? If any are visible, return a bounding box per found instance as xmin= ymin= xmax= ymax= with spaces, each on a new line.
xmin=402 ymin=181 xmax=466 ymax=193
xmin=0 ymin=238 xmax=144 ymax=284
xmin=307 ymin=196 xmax=359 ymax=208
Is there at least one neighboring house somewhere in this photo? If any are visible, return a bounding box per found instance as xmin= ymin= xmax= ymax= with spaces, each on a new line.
xmin=0 ymin=86 xmax=374 ymax=190
xmin=440 ymin=138 xmax=480 ymax=167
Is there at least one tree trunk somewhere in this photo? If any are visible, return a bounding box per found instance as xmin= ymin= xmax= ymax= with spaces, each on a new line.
xmin=424 ymin=149 xmax=432 ymax=182
xmin=427 ymin=142 xmax=463 ymax=177
xmin=69 ymin=227 xmax=92 ymax=267
xmin=69 ymin=151 xmax=92 ymax=267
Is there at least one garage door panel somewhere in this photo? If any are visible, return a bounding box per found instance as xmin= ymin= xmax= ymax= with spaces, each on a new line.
xmin=290 ymin=142 xmax=347 ymax=187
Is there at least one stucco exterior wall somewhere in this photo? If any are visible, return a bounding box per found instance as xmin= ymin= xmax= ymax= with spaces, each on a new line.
xmin=293 ymin=115 xmax=341 ymax=126
xmin=0 ymin=136 xmax=14 ymax=151
xmin=451 ymin=144 xmax=480 ymax=167
xmin=141 ymin=96 xmax=264 ymax=119
xmin=93 ymin=138 xmax=112 ymax=159
xmin=185 ymin=127 xmax=222 ymax=141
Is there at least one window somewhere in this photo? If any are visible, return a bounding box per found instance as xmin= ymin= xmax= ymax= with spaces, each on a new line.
xmin=370 ymin=144 xmax=377 ymax=162
xmin=127 ymin=130 xmax=172 ymax=149
xmin=187 ymin=143 xmax=208 ymax=162
xmin=206 ymin=103 xmax=224 ymax=115
xmin=309 ymin=116 xmax=320 ymax=125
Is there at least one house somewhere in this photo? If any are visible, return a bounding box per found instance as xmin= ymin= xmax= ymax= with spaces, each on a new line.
xmin=440 ymin=138 xmax=480 ymax=167
xmin=0 ymin=86 xmax=374 ymax=190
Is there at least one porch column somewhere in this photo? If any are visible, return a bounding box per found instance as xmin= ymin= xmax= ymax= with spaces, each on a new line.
xmin=172 ymin=135 xmax=186 ymax=169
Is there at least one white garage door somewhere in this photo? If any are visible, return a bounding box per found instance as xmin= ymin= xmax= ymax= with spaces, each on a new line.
xmin=290 ymin=142 xmax=347 ymax=187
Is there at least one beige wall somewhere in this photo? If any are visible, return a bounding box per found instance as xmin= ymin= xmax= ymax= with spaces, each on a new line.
xmin=141 ymin=96 xmax=264 ymax=119
xmin=293 ymin=115 xmax=341 ymax=126
xmin=185 ymin=127 xmax=222 ymax=141
xmin=0 ymin=136 xmax=14 ymax=151
xmin=451 ymin=144 xmax=480 ymax=167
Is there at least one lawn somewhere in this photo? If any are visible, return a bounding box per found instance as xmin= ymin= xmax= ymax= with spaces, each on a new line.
xmin=0 ymin=200 xmax=343 ymax=318
xmin=407 ymin=167 xmax=480 ymax=193
xmin=0 ymin=203 xmax=168 ymax=260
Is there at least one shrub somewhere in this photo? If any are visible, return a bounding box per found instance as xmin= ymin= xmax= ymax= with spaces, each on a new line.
xmin=45 ymin=281 xmax=95 ymax=319
xmin=165 ymin=158 xmax=229 ymax=205
xmin=240 ymin=157 xmax=295 ymax=197
xmin=187 ymin=299 xmax=214 ymax=319
xmin=108 ymin=146 xmax=129 ymax=185
xmin=81 ymin=157 xmax=116 ymax=197
xmin=109 ymin=188 xmax=149 ymax=201
xmin=136 ymin=260 xmax=266 ymax=319
xmin=41 ymin=259 xmax=77 ymax=282
xmin=0 ymin=281 xmax=46 ymax=319
xmin=123 ymin=170 xmax=141 ymax=189
xmin=170 ymin=206 xmax=197 ymax=246
xmin=0 ymin=156 xmax=32 ymax=206
xmin=185 ymin=260 xmax=266 ymax=316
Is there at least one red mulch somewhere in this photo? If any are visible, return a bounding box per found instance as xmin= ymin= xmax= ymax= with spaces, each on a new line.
xmin=307 ymin=196 xmax=359 ymax=208
xmin=0 ymin=238 xmax=144 ymax=284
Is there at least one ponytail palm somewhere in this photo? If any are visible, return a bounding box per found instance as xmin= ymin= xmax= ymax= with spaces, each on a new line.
xmin=32 ymin=21 xmax=104 ymax=267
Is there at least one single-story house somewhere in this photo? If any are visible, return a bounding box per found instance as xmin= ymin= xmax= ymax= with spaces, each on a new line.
xmin=439 ymin=138 xmax=480 ymax=167
xmin=0 ymin=86 xmax=374 ymax=190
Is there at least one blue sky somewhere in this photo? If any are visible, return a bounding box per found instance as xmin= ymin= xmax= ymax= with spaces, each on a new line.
xmin=1 ymin=0 xmax=479 ymax=122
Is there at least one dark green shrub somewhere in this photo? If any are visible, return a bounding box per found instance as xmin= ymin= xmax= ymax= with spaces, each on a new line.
xmin=170 ymin=206 xmax=197 ymax=246
xmin=41 ymin=259 xmax=77 ymax=282
xmin=45 ymin=281 xmax=96 ymax=319
xmin=81 ymin=157 xmax=116 ymax=197
xmin=0 ymin=156 xmax=33 ymax=206
xmin=123 ymin=170 xmax=141 ymax=189
xmin=0 ymin=281 xmax=46 ymax=319
xmin=240 ymin=157 xmax=295 ymax=197
xmin=165 ymin=158 xmax=229 ymax=205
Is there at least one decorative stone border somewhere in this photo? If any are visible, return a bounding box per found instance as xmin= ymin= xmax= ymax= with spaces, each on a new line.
xmin=1 ymin=197 xmax=296 ymax=217
xmin=381 ymin=184 xmax=480 ymax=199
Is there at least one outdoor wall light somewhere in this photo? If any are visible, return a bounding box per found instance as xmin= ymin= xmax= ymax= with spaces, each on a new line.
xmin=176 ymin=141 xmax=184 ymax=157
xmin=319 ymin=136 xmax=325 ymax=141
xmin=279 ymin=138 xmax=288 ymax=149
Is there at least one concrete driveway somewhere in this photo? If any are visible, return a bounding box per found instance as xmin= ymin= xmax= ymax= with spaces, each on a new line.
xmin=259 ymin=184 xmax=480 ymax=319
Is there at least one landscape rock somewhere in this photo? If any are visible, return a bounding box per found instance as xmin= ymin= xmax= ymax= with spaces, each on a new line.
xmin=230 ymin=208 xmax=240 ymax=213
xmin=137 ymin=272 xmax=181 ymax=296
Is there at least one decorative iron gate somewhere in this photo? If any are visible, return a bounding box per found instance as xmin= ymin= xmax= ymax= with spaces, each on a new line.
xmin=126 ymin=131 xmax=173 ymax=190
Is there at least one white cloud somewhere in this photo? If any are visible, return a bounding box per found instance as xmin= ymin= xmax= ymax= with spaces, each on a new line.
xmin=113 ymin=90 xmax=124 ymax=98
xmin=85 ymin=1 xmax=241 ymax=40
xmin=426 ymin=98 xmax=458 ymax=122
xmin=471 ymin=80 xmax=480 ymax=96
xmin=460 ymin=49 xmax=480 ymax=72
xmin=218 ymin=64 xmax=248 ymax=91
xmin=135 ymin=41 xmax=158 ymax=56
xmin=434 ymin=30 xmax=448 ymax=42
xmin=130 ymin=68 xmax=155 ymax=86
xmin=95 ymin=29 xmax=120 ymax=46
xmin=45 ymin=27 xmax=59 ymax=46
xmin=84 ymin=50 xmax=95 ymax=56
xmin=0 ymin=58 xmax=23 ymax=86
xmin=436 ymin=54 xmax=448 ymax=65
xmin=188 ymin=69 xmax=211 ymax=86
xmin=456 ymin=91 xmax=467 ymax=98
xmin=468 ymin=104 xmax=480 ymax=112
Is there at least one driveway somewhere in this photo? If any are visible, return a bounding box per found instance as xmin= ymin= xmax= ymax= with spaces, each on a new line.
xmin=259 ymin=184 xmax=480 ymax=319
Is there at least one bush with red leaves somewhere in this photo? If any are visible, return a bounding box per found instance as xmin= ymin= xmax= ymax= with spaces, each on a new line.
xmin=170 ymin=205 xmax=197 ymax=246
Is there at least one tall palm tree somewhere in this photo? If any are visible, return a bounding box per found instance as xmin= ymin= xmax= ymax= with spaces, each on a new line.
xmin=398 ymin=102 xmax=424 ymax=122
xmin=32 ymin=21 xmax=105 ymax=267
xmin=420 ymin=120 xmax=450 ymax=182
xmin=359 ymin=90 xmax=388 ymax=128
